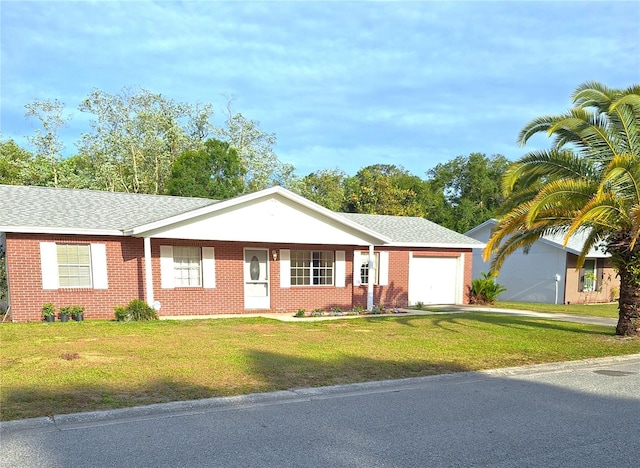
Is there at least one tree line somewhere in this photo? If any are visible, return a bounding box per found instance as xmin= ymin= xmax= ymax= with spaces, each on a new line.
xmin=0 ymin=86 xmax=510 ymax=234
xmin=4 ymin=80 xmax=640 ymax=337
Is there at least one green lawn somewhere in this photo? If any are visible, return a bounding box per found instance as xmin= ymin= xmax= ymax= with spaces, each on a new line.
xmin=1 ymin=313 xmax=638 ymax=421
xmin=494 ymin=301 xmax=619 ymax=318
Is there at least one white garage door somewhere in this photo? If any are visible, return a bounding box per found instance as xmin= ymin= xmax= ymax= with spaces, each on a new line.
xmin=409 ymin=256 xmax=460 ymax=305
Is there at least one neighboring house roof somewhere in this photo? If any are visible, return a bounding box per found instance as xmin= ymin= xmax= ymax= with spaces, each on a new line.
xmin=465 ymin=219 xmax=609 ymax=258
xmin=0 ymin=184 xmax=483 ymax=248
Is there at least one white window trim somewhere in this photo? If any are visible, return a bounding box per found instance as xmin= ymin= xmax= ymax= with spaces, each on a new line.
xmin=40 ymin=242 xmax=108 ymax=290
xmin=335 ymin=251 xmax=346 ymax=288
xmin=160 ymin=245 xmax=216 ymax=289
xmin=289 ymin=250 xmax=335 ymax=287
xmin=355 ymin=250 xmax=389 ymax=287
xmin=280 ymin=249 xmax=291 ymax=288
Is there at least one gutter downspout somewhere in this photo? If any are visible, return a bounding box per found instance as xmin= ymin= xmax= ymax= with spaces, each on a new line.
xmin=144 ymin=237 xmax=154 ymax=306
xmin=367 ymin=244 xmax=374 ymax=311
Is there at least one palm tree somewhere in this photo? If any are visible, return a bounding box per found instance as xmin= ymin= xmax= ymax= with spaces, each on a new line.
xmin=484 ymin=81 xmax=640 ymax=336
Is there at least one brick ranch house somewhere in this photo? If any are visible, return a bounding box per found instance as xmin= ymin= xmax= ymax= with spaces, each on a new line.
xmin=0 ymin=184 xmax=484 ymax=322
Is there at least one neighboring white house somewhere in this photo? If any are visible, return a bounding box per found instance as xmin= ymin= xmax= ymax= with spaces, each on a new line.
xmin=465 ymin=219 xmax=619 ymax=304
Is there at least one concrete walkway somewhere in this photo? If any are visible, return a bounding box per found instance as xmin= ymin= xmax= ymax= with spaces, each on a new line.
xmin=163 ymin=304 xmax=618 ymax=327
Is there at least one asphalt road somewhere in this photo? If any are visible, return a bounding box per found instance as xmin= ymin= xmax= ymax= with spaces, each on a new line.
xmin=2 ymin=354 xmax=639 ymax=468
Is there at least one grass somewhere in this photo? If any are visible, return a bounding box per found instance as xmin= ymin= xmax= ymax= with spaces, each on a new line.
xmin=1 ymin=313 xmax=638 ymax=421
xmin=494 ymin=301 xmax=619 ymax=318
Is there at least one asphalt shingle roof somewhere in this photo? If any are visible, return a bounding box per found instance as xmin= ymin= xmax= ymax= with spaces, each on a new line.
xmin=0 ymin=184 xmax=218 ymax=232
xmin=1 ymin=184 xmax=482 ymax=246
xmin=339 ymin=212 xmax=484 ymax=246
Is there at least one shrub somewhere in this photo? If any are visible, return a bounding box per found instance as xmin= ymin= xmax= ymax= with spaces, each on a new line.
xmin=114 ymin=305 xmax=130 ymax=322
xmin=42 ymin=303 xmax=56 ymax=318
xmin=353 ymin=306 xmax=365 ymax=314
xmin=295 ymin=309 xmax=306 ymax=317
xmin=114 ymin=299 xmax=158 ymax=322
xmin=59 ymin=306 xmax=72 ymax=318
xmin=70 ymin=305 xmax=85 ymax=318
xmin=415 ymin=301 xmax=425 ymax=310
xmin=469 ymin=272 xmax=506 ymax=305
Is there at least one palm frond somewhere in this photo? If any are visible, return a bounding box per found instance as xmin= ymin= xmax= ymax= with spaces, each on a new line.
xmin=574 ymin=228 xmax=606 ymax=269
xmin=599 ymin=154 xmax=640 ymax=203
xmin=502 ymin=149 xmax=596 ymax=193
xmin=572 ymin=81 xmax=616 ymax=112
xmin=526 ymin=178 xmax=595 ymax=224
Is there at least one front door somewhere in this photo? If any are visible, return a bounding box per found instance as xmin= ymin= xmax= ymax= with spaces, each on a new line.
xmin=244 ymin=248 xmax=270 ymax=309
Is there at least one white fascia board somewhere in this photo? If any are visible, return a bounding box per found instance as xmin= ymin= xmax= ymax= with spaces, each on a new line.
xmin=126 ymin=186 xmax=392 ymax=244
xmin=0 ymin=226 xmax=124 ymax=236
xmin=388 ymin=242 xmax=486 ymax=249
xmin=464 ymin=219 xmax=497 ymax=236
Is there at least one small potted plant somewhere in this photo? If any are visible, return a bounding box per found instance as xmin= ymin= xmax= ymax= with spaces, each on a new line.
xmin=58 ymin=306 xmax=72 ymax=323
xmin=71 ymin=305 xmax=85 ymax=322
xmin=42 ymin=303 xmax=56 ymax=322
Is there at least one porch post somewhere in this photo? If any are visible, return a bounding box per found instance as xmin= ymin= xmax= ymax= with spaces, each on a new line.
xmin=367 ymin=244 xmax=374 ymax=311
xmin=143 ymin=237 xmax=154 ymax=306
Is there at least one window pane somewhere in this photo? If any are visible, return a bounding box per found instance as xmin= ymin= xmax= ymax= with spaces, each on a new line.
xmin=57 ymin=244 xmax=92 ymax=288
xmin=359 ymin=252 xmax=379 ymax=285
xmin=173 ymin=246 xmax=201 ymax=287
xmin=583 ymin=259 xmax=596 ymax=292
xmin=291 ymin=250 xmax=333 ymax=286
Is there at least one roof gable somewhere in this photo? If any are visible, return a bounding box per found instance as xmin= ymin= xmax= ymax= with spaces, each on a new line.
xmin=131 ymin=188 xmax=390 ymax=245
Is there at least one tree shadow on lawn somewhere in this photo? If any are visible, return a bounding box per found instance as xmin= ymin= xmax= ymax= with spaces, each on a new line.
xmin=244 ymin=349 xmax=470 ymax=391
xmin=429 ymin=313 xmax=613 ymax=336
xmin=2 ymin=355 xmax=471 ymax=422
xmin=1 ymin=378 xmax=223 ymax=422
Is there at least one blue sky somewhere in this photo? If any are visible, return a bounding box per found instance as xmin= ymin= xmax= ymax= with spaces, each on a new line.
xmin=1 ymin=0 xmax=639 ymax=178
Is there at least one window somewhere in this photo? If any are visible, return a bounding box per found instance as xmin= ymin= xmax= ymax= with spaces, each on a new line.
xmin=40 ymin=242 xmax=108 ymax=290
xmin=173 ymin=246 xmax=202 ymax=287
xmin=57 ymin=244 xmax=92 ymax=287
xmin=582 ymin=259 xmax=596 ymax=292
xmin=290 ymin=250 xmax=334 ymax=286
xmin=360 ymin=252 xmax=380 ymax=285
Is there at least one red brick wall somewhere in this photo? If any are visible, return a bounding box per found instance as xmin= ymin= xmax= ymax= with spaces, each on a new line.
xmin=5 ymin=234 xmax=473 ymax=321
xmin=6 ymin=233 xmax=144 ymax=322
xmin=352 ymin=249 xmax=410 ymax=309
xmin=268 ymin=243 xmax=355 ymax=314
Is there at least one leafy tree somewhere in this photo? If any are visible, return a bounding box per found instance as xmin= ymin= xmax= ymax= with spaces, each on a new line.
xmin=0 ymin=139 xmax=33 ymax=185
xmin=215 ymin=99 xmax=296 ymax=192
xmin=165 ymin=139 xmax=245 ymax=199
xmin=427 ymin=153 xmax=510 ymax=232
xmin=296 ymin=168 xmax=347 ymax=211
xmin=484 ymin=81 xmax=640 ymax=336
xmin=78 ymin=87 xmax=213 ymax=194
xmin=344 ymin=164 xmax=427 ymax=217
xmin=57 ymin=154 xmax=97 ymax=189
xmin=24 ymin=99 xmax=70 ymax=186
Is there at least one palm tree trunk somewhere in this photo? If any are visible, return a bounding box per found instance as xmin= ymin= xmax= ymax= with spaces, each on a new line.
xmin=616 ymin=264 xmax=640 ymax=336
